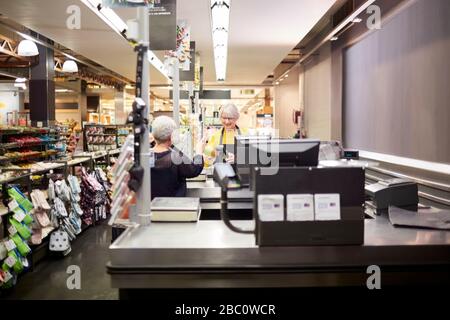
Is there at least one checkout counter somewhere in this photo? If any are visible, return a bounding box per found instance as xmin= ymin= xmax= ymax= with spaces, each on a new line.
xmin=107 ymin=142 xmax=450 ymax=294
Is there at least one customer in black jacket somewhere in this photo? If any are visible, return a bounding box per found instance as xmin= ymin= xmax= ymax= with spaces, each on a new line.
xmin=150 ymin=115 xmax=204 ymax=199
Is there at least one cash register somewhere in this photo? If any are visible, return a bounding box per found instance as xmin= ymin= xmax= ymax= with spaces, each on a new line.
xmin=365 ymin=178 xmax=419 ymax=214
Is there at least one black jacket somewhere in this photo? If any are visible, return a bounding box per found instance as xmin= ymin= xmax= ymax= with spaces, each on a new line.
xmin=151 ymin=148 xmax=204 ymax=199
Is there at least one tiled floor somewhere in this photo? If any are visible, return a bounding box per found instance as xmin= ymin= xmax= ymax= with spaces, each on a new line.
xmin=1 ymin=223 xmax=118 ymax=300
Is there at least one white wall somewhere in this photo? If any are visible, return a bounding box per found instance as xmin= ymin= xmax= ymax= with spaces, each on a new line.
xmin=303 ymin=42 xmax=332 ymax=140
xmin=273 ymin=65 xmax=300 ymax=138
xmin=0 ymin=83 xmax=21 ymax=125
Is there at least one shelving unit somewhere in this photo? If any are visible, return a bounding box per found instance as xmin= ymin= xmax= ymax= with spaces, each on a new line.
xmin=0 ymin=127 xmax=66 ymax=166
xmin=83 ymin=124 xmax=131 ymax=152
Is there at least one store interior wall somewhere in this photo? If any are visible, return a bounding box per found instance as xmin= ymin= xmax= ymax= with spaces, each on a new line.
xmin=302 ymin=42 xmax=332 ymax=141
xmin=273 ymin=65 xmax=300 ymax=138
xmin=0 ymin=83 xmax=21 ymax=125
xmin=342 ymin=0 xmax=450 ymax=163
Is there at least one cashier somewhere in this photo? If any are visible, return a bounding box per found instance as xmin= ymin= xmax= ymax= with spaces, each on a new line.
xmin=204 ymin=103 xmax=247 ymax=164
xmin=150 ymin=116 xmax=204 ymax=199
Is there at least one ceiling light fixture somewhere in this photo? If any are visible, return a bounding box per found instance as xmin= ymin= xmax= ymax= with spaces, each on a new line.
xmin=81 ymin=0 xmax=169 ymax=79
xmin=210 ymin=0 xmax=231 ymax=81
xmin=62 ymin=60 xmax=79 ymax=73
xmin=14 ymin=78 xmax=27 ymax=90
xmin=81 ymin=0 xmax=127 ymax=35
xmin=352 ymin=18 xmax=363 ymax=23
xmin=17 ymin=39 xmax=39 ymax=56
xmin=330 ymin=36 xmax=339 ymax=41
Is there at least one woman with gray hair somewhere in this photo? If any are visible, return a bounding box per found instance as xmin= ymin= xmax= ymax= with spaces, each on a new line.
xmin=150 ymin=115 xmax=204 ymax=199
xmin=204 ymin=103 xmax=247 ymax=164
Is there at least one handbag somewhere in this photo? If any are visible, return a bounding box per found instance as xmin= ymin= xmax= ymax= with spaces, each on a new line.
xmin=49 ymin=229 xmax=70 ymax=252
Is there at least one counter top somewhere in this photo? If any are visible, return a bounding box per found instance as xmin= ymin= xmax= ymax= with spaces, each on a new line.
xmin=110 ymin=216 xmax=450 ymax=250
xmin=107 ymin=216 xmax=450 ymax=288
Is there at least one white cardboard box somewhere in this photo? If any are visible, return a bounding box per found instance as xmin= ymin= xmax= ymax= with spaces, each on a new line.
xmin=314 ymin=193 xmax=341 ymax=220
xmin=258 ymin=194 xmax=284 ymax=221
xmin=286 ymin=194 xmax=314 ymax=221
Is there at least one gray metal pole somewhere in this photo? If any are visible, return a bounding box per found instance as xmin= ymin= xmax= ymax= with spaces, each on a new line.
xmin=172 ymin=58 xmax=180 ymax=127
xmin=136 ymin=6 xmax=151 ymax=226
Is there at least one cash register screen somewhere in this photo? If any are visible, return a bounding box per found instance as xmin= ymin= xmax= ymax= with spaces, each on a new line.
xmin=248 ymin=139 xmax=320 ymax=167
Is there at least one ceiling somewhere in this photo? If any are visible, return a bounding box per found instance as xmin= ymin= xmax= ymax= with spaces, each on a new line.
xmin=0 ymin=0 xmax=336 ymax=86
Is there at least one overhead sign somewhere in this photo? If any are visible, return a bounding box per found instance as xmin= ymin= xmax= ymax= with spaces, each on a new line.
xmin=149 ymin=0 xmax=177 ymax=50
xmin=180 ymin=41 xmax=195 ymax=81
xmin=102 ymin=0 xmax=155 ymax=7
xmin=169 ymin=90 xmax=231 ymax=100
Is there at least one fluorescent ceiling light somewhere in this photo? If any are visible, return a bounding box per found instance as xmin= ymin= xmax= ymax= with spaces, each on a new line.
xmin=81 ymin=0 xmax=168 ymax=79
xmin=330 ymin=36 xmax=339 ymax=41
xmin=80 ymin=0 xmax=127 ymax=36
xmin=99 ymin=6 xmax=128 ymax=34
xmin=17 ymin=39 xmax=39 ymax=56
xmin=55 ymin=89 xmax=73 ymax=93
xmin=211 ymin=0 xmax=231 ymax=81
xmin=352 ymin=18 xmax=363 ymax=23
xmin=62 ymin=60 xmax=79 ymax=73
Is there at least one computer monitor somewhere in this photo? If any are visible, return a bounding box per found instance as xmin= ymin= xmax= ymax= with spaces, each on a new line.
xmin=234 ymin=135 xmax=271 ymax=186
xmin=234 ymin=138 xmax=320 ymax=187
xmin=248 ymin=139 xmax=320 ymax=167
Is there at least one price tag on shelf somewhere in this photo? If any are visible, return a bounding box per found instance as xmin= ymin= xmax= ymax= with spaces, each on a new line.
xmin=4 ymin=239 xmax=17 ymax=252
xmin=5 ymin=255 xmax=17 ymax=268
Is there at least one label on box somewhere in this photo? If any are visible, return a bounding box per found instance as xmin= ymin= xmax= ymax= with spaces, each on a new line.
xmin=8 ymin=225 xmax=17 ymax=236
xmin=258 ymin=194 xmax=284 ymax=221
xmin=13 ymin=210 xmax=26 ymax=223
xmin=5 ymin=255 xmax=17 ymax=268
xmin=8 ymin=199 xmax=19 ymax=211
xmin=287 ymin=194 xmax=314 ymax=221
xmin=4 ymin=239 xmax=16 ymax=252
xmin=314 ymin=194 xmax=341 ymax=221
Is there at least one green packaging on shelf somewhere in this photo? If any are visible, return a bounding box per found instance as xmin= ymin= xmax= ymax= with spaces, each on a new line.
xmin=5 ymin=251 xmax=24 ymax=274
xmin=8 ymin=200 xmax=34 ymax=226
xmin=8 ymin=217 xmax=32 ymax=240
xmin=8 ymin=187 xmax=34 ymax=213
xmin=10 ymin=234 xmax=31 ymax=257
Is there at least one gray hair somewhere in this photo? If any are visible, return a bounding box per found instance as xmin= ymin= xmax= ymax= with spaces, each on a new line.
xmin=220 ymin=103 xmax=240 ymax=119
xmin=151 ymin=115 xmax=177 ymax=143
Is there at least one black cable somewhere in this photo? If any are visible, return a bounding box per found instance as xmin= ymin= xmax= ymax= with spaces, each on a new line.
xmin=220 ymin=188 xmax=254 ymax=234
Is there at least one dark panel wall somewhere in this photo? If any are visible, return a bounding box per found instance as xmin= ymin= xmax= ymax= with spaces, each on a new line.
xmin=343 ymin=0 xmax=450 ymax=163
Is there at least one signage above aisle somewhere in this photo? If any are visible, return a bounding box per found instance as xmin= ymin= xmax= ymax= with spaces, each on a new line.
xmin=102 ymin=0 xmax=155 ymax=7
xmin=149 ymin=0 xmax=177 ymax=50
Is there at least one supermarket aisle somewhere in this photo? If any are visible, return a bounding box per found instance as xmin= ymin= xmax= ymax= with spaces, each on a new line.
xmin=1 ymin=223 xmax=117 ymax=300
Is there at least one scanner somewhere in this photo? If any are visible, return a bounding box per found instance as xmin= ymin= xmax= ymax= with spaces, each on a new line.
xmin=365 ymin=178 xmax=418 ymax=210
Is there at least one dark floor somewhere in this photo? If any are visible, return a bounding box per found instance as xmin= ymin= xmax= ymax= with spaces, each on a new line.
xmin=1 ymin=223 xmax=118 ymax=300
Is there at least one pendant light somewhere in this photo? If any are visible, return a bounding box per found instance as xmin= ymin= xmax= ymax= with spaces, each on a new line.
xmin=17 ymin=39 xmax=39 ymax=56
xmin=62 ymin=60 xmax=79 ymax=73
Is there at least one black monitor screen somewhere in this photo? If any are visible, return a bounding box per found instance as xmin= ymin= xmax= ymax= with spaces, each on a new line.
xmin=248 ymin=139 xmax=320 ymax=167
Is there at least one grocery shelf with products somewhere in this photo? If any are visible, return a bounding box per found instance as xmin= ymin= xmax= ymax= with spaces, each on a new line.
xmin=0 ymin=147 xmax=116 ymax=290
xmin=0 ymin=126 xmax=67 ymax=165
xmin=83 ymin=124 xmax=131 ymax=152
